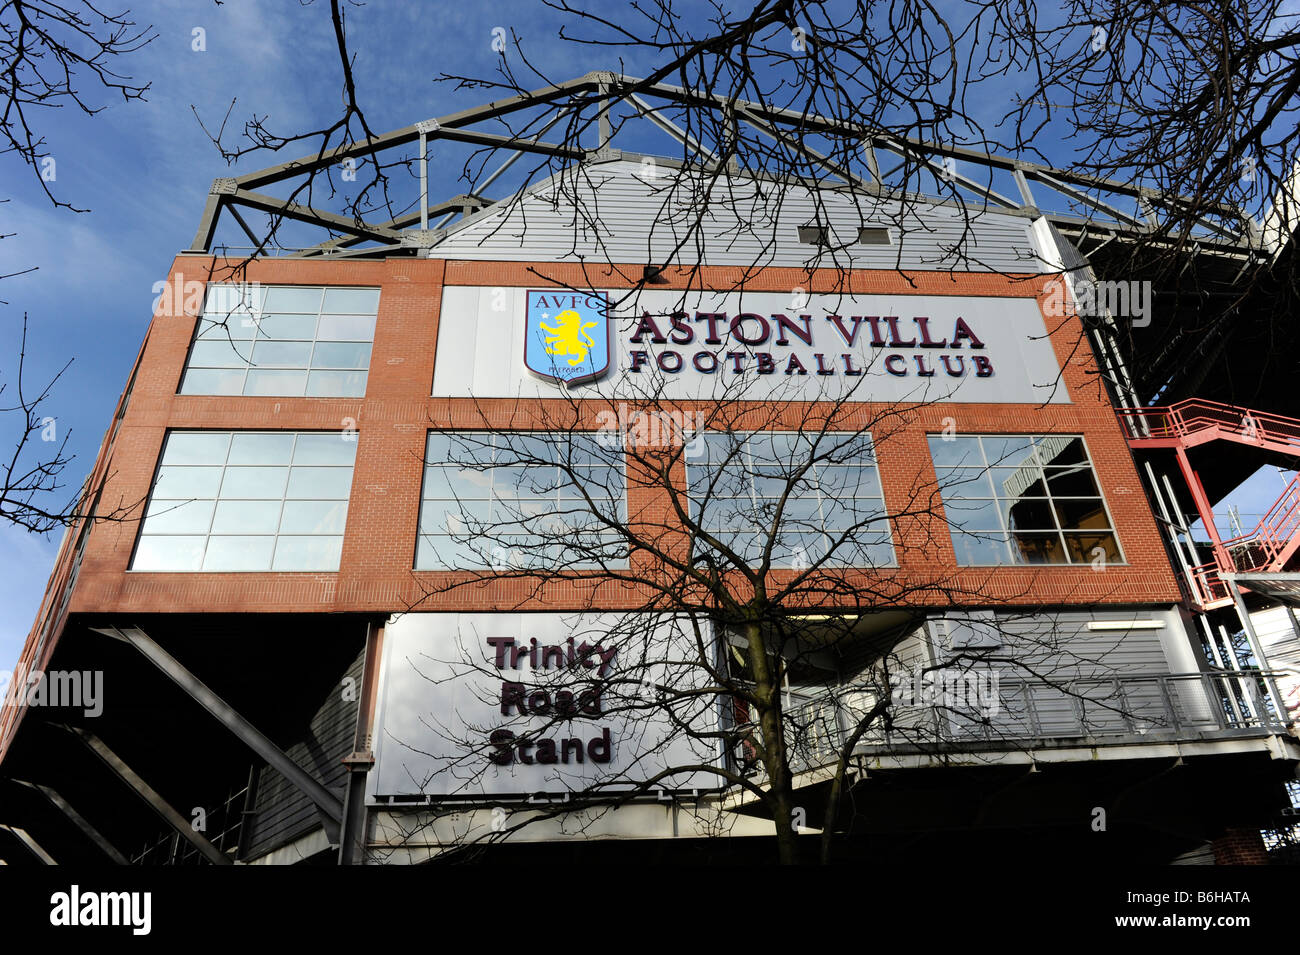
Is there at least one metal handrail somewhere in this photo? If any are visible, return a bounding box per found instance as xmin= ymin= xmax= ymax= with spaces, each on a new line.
xmin=750 ymin=670 xmax=1291 ymax=779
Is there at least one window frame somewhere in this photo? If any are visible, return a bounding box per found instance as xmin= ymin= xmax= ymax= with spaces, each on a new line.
xmin=683 ymin=429 xmax=897 ymax=570
xmin=129 ymin=429 xmax=358 ymax=573
xmin=177 ymin=284 xmax=380 ymax=398
xmin=926 ymin=432 xmax=1126 ymax=568
xmin=414 ymin=430 xmax=630 ymax=571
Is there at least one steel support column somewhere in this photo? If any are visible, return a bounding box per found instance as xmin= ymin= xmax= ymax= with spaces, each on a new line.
xmin=60 ymin=726 xmax=232 ymax=865
xmin=12 ymin=779 xmax=128 ymax=864
xmin=91 ymin=627 xmax=344 ymax=841
xmin=0 ymin=824 xmax=56 ymax=864
xmin=339 ymin=620 xmax=385 ymax=866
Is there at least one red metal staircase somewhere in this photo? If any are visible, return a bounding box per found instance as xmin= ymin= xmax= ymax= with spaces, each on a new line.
xmin=1116 ymin=398 xmax=1300 ymax=610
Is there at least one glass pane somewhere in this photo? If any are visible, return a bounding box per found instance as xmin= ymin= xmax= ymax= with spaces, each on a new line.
xmin=988 ymin=466 xmax=1046 ymax=499
xmin=815 ymin=466 xmax=881 ymax=498
xmin=287 ymin=466 xmax=354 ymax=499
xmin=142 ymin=500 xmax=214 ymax=535
xmin=1046 ymin=467 xmax=1100 ymax=497
xmin=272 ymin=536 xmax=344 ymax=571
xmin=227 ymin=432 xmax=295 ymax=466
xmin=419 ymin=500 xmax=493 ymax=535
xmin=1004 ymin=497 xmax=1057 ymax=532
xmin=1064 ymin=532 xmax=1121 ymax=565
xmin=202 ymin=536 xmax=275 ymax=571
xmin=1035 ymin=436 xmax=1089 ymax=467
xmin=279 ymin=500 xmax=348 ymax=535
xmin=211 ymin=500 xmax=283 ymax=535
xmin=162 ymin=432 xmax=231 ymax=466
xmin=423 ymin=466 xmax=494 ymax=500
xmin=220 ymin=467 xmax=288 ymax=499
xmin=1009 ymin=532 xmax=1067 ymax=564
xmin=952 ymin=530 xmax=1012 ymax=565
xmin=196 ymin=315 xmax=257 ymax=341
xmin=317 ymin=315 xmax=376 ymax=341
xmin=311 ymin=341 xmax=372 ymax=369
xmin=262 ymin=286 xmax=323 ymax=312
xmin=927 ymin=436 xmax=983 ymax=468
xmin=133 ymin=536 xmax=206 ymax=571
xmin=322 ymin=287 xmax=380 ymax=313
xmin=293 ymin=433 xmax=358 ymax=466
xmin=978 ymin=436 xmax=1036 ymax=469
xmin=1052 ymin=497 xmax=1110 ymax=530
xmin=203 ymin=283 xmax=263 ymax=315
xmin=188 ymin=340 xmax=253 ymax=368
xmin=305 ymin=370 xmax=367 ymax=397
xmin=249 ymin=340 xmax=313 ymax=368
xmin=426 ymin=433 xmax=493 ymax=466
xmin=832 ymin=537 xmax=896 ymax=567
xmin=934 ymin=467 xmax=995 ymax=498
xmin=254 ymin=314 xmax=319 ymax=339
xmin=179 ymin=368 xmax=245 ymax=395
xmin=943 ymin=497 xmax=1004 ymax=532
xmin=152 ymin=466 xmax=224 ymax=499
xmin=244 ymin=369 xmax=307 ymax=396
xmin=415 ymin=535 xmax=482 ymax=570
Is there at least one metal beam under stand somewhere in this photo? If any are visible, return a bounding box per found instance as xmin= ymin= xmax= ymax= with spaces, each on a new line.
xmin=91 ymin=627 xmax=344 ymax=844
xmin=12 ymin=779 xmax=128 ymax=864
xmin=0 ymin=824 xmax=57 ymax=864
xmin=339 ymin=620 xmax=385 ymax=866
xmin=60 ymin=725 xmax=232 ymax=865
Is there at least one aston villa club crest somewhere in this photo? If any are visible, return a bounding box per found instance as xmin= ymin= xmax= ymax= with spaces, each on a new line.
xmin=524 ymin=290 xmax=611 ymax=387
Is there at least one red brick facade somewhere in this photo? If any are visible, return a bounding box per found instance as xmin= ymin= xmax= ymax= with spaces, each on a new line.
xmin=53 ymin=255 xmax=1180 ymax=618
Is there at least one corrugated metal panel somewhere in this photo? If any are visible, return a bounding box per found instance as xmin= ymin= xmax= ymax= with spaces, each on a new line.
xmin=429 ymin=160 xmax=1042 ymax=274
xmin=242 ymin=646 xmax=364 ymax=862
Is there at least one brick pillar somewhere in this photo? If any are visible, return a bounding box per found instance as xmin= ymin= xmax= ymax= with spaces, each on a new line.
xmin=1211 ymin=828 xmax=1269 ymax=865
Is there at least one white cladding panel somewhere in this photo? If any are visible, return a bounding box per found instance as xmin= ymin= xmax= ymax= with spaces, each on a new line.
xmin=432 ymin=286 xmax=1070 ymax=404
xmin=428 ymin=160 xmax=1042 ymax=274
xmin=370 ymin=612 xmax=722 ymax=799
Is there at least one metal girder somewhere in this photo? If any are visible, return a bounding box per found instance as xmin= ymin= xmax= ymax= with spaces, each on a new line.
xmin=233 ymin=76 xmax=596 ymax=191
xmin=1030 ymin=170 xmax=1149 ymax=229
xmin=738 ymin=109 xmax=872 ymax=191
xmin=92 ymin=627 xmax=344 ymax=834
xmin=229 ymin=189 xmax=405 ymax=244
xmin=188 ymin=191 xmax=224 ymax=252
xmin=627 ymin=93 xmax=718 ymax=164
xmin=0 ymin=824 xmax=56 ymax=864
xmin=12 ymin=779 xmax=128 ymax=864
xmin=59 ymin=725 xmax=232 ymax=865
xmin=186 ymin=70 xmax=1253 ymax=254
xmin=300 ymin=195 xmax=489 ymax=256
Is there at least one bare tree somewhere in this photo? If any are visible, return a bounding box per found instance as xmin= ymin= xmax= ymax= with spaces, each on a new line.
xmin=0 ymin=1 xmax=155 ymax=532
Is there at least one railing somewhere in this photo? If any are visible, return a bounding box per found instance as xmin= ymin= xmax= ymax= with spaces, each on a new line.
xmin=131 ymin=776 xmax=252 ymax=865
xmin=1116 ymin=398 xmax=1300 ymax=450
xmin=1221 ymin=473 xmax=1300 ymax=572
xmin=1186 ymin=560 xmax=1235 ymax=609
xmin=734 ymin=671 xmax=1291 ymax=780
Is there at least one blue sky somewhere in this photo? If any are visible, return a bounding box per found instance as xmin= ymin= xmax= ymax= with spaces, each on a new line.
xmin=0 ymin=1 xmax=1292 ymax=671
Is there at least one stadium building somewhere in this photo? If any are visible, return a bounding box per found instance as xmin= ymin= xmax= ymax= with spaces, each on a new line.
xmin=1 ymin=73 xmax=1297 ymax=865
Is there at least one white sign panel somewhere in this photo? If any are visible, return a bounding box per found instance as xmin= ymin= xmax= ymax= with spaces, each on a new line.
xmin=370 ymin=612 xmax=724 ymax=799
xmin=432 ymin=287 xmax=1069 ymax=404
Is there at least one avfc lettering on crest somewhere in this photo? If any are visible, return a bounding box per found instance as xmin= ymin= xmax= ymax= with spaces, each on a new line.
xmin=525 ymin=290 xmax=611 ymax=386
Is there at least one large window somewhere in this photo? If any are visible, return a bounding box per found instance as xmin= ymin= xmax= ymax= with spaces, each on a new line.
xmin=132 ymin=430 xmax=357 ymax=572
xmin=416 ymin=432 xmax=627 ymax=570
xmin=927 ymin=434 xmax=1122 ymax=566
xmin=685 ymin=431 xmax=894 ymax=568
xmin=179 ymin=285 xmax=379 ymax=397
